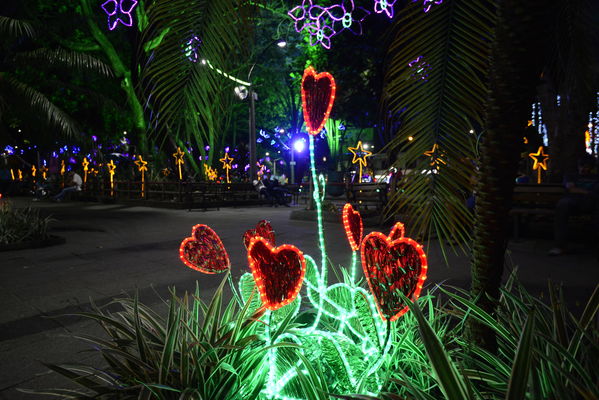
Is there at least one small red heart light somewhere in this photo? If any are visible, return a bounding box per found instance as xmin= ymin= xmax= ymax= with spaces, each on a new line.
xmin=361 ymin=223 xmax=428 ymax=321
xmin=247 ymin=238 xmax=306 ymax=311
xmin=301 ymin=66 xmax=336 ymax=136
xmin=342 ymin=203 xmax=363 ymax=251
xmin=179 ymin=224 xmax=230 ymax=274
xmin=243 ymin=220 xmax=276 ymax=249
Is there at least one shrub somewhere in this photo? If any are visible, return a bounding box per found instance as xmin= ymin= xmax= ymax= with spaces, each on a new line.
xmin=0 ymin=201 xmax=53 ymax=245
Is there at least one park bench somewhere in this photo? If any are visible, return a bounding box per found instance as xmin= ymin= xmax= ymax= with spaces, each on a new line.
xmin=510 ymin=183 xmax=565 ymax=239
xmin=346 ymin=182 xmax=388 ymax=211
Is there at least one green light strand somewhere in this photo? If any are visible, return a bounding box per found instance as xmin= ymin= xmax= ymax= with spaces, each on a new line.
xmin=350 ymin=250 xmax=357 ymax=284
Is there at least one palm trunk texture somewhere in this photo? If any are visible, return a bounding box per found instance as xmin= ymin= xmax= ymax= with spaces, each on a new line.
xmin=469 ymin=0 xmax=541 ymax=351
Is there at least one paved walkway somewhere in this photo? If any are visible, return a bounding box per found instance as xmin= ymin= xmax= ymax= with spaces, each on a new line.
xmin=1 ymin=199 xmax=597 ymax=398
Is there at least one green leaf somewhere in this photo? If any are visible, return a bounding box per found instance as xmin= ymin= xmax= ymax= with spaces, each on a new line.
xmin=505 ymin=311 xmax=535 ymax=400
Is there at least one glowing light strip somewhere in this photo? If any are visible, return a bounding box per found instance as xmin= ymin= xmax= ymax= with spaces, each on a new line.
xmin=201 ymin=59 xmax=251 ymax=87
xmin=301 ymin=67 xmax=337 ymax=136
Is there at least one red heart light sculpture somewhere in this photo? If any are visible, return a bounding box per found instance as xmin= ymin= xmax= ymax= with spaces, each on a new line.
xmin=243 ymin=220 xmax=276 ymax=249
xmin=388 ymin=222 xmax=405 ymax=241
xmin=361 ymin=224 xmax=428 ymax=321
xmin=342 ymin=203 xmax=363 ymax=251
xmin=179 ymin=224 xmax=230 ymax=274
xmin=301 ymin=66 xmax=336 ymax=136
xmin=247 ymin=237 xmax=306 ymax=311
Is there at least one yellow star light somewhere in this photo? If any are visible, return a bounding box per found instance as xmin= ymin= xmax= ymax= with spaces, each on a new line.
xmin=31 ymin=165 xmax=37 ymax=177
xmin=134 ymin=155 xmax=148 ymax=172
xmin=348 ymin=141 xmax=372 ymax=167
xmin=424 ymin=143 xmax=447 ymax=168
xmin=529 ymin=146 xmax=549 ymax=171
xmin=107 ymin=160 xmax=117 ymax=174
xmin=40 ymin=166 xmax=48 ymax=180
xmin=173 ymin=147 xmax=185 ymax=165
xmin=60 ymin=160 xmax=66 ymax=176
xmin=219 ymin=152 xmax=234 ymax=170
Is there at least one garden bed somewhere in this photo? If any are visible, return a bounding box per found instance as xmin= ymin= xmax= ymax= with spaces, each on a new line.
xmin=0 ymin=234 xmax=65 ymax=252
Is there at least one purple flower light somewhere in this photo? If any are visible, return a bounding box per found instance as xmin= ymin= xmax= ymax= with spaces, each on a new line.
xmin=408 ymin=56 xmax=432 ymax=81
xmin=413 ymin=0 xmax=444 ymax=13
xmin=101 ymin=0 xmax=138 ymax=31
xmin=374 ymin=0 xmax=398 ymax=19
xmin=327 ymin=0 xmax=370 ymax=36
xmin=184 ymin=35 xmax=202 ymax=63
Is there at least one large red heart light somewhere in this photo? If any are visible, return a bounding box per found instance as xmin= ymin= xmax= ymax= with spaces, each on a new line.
xmin=179 ymin=224 xmax=230 ymax=274
xmin=360 ymin=224 xmax=428 ymax=321
xmin=342 ymin=203 xmax=363 ymax=251
xmin=247 ymin=237 xmax=306 ymax=311
xmin=243 ymin=220 xmax=276 ymax=249
xmin=301 ymin=66 xmax=336 ymax=136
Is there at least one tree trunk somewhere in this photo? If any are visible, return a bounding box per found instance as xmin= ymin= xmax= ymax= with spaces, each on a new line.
xmin=469 ymin=0 xmax=541 ymax=351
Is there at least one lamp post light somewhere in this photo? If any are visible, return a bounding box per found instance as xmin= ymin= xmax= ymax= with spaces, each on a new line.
xmin=291 ymin=139 xmax=305 ymax=184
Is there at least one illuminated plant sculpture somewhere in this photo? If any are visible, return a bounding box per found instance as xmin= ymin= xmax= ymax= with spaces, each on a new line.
xmin=177 ymin=68 xmax=430 ymax=399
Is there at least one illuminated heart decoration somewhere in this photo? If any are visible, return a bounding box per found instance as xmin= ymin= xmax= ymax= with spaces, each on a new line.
xmin=342 ymin=203 xmax=363 ymax=251
xmin=179 ymin=224 xmax=230 ymax=274
xmin=301 ymin=66 xmax=336 ymax=136
xmin=361 ymin=225 xmax=428 ymax=321
xmin=247 ymin=238 xmax=306 ymax=311
xmin=243 ymin=220 xmax=276 ymax=249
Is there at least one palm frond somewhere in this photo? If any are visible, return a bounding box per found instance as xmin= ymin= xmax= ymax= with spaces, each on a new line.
xmin=382 ymin=0 xmax=495 ymax=254
xmin=0 ymin=73 xmax=78 ymax=137
xmin=14 ymin=48 xmax=114 ymax=77
xmin=140 ymin=0 xmax=255 ymax=162
xmin=0 ymin=15 xmax=35 ymax=39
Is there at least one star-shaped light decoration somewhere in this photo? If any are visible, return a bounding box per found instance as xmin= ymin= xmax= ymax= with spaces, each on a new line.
xmin=82 ymin=157 xmax=90 ymax=185
xmin=107 ymin=160 xmax=117 ymax=196
xmin=173 ymin=147 xmax=185 ymax=181
xmin=60 ymin=160 xmax=66 ymax=176
xmin=162 ymin=168 xmax=171 ymax=177
xmin=134 ymin=155 xmax=148 ymax=197
xmin=374 ymin=0 xmax=398 ymax=19
xmin=529 ymin=145 xmax=549 ymax=184
xmin=424 ymin=143 xmax=446 ymax=170
xmin=327 ymin=0 xmax=370 ymax=36
xmin=101 ymin=0 xmax=139 ymax=31
xmin=40 ymin=166 xmax=48 ymax=180
xmin=219 ymin=152 xmax=234 ymax=184
xmin=31 ymin=165 xmax=37 ymax=178
xmin=204 ymin=164 xmax=218 ymax=181
xmin=348 ymin=141 xmax=372 ymax=182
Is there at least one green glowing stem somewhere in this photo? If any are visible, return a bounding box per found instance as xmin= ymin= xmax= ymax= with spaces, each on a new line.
xmin=309 ymin=136 xmax=327 ymax=277
xmin=350 ymin=251 xmax=357 ymax=284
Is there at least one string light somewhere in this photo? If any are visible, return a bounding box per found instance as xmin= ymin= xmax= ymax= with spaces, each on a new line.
xmin=173 ymin=147 xmax=185 ymax=181
xmin=529 ymin=145 xmax=549 ymax=184
xmin=424 ymin=143 xmax=446 ymax=170
xmin=247 ymin=237 xmax=306 ymax=311
xmin=82 ymin=157 xmax=90 ymax=185
xmin=179 ymin=224 xmax=230 ymax=274
xmin=301 ymin=67 xmax=337 ymax=136
xmin=106 ymin=160 xmax=116 ymax=196
xmin=134 ymin=155 xmax=148 ymax=197
xmin=219 ymin=152 xmax=234 ymax=184
xmin=348 ymin=141 xmax=372 ymax=182
xmin=101 ymin=0 xmax=138 ymax=31
xmin=361 ymin=223 xmax=428 ymax=321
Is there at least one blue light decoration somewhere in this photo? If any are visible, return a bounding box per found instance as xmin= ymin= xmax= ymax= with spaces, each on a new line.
xmin=3 ymin=145 xmax=14 ymax=155
xmin=101 ymin=0 xmax=138 ymax=31
xmin=184 ymin=35 xmax=202 ymax=63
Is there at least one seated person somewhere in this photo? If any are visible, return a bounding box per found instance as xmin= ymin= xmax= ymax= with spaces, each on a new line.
xmin=548 ymin=155 xmax=598 ymax=256
xmin=52 ymin=171 xmax=82 ymax=202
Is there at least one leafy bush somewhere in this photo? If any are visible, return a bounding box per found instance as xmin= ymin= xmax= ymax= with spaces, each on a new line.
xmin=0 ymin=201 xmax=53 ymax=245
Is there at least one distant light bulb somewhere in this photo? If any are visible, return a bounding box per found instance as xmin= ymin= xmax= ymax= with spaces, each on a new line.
xmin=408 ymin=136 xmax=414 ymax=141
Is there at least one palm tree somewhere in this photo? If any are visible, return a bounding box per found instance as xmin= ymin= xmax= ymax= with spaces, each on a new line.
xmin=383 ymin=0 xmax=546 ymax=349
xmin=0 ymin=15 xmax=112 ymax=138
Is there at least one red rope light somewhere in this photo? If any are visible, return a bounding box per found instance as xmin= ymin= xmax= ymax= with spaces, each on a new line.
xmin=247 ymin=237 xmax=306 ymax=311
xmin=179 ymin=224 xmax=230 ymax=274
xmin=301 ymin=66 xmax=337 ymax=136
xmin=243 ymin=220 xmax=276 ymax=249
xmin=342 ymin=203 xmax=363 ymax=251
xmin=360 ymin=224 xmax=428 ymax=321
